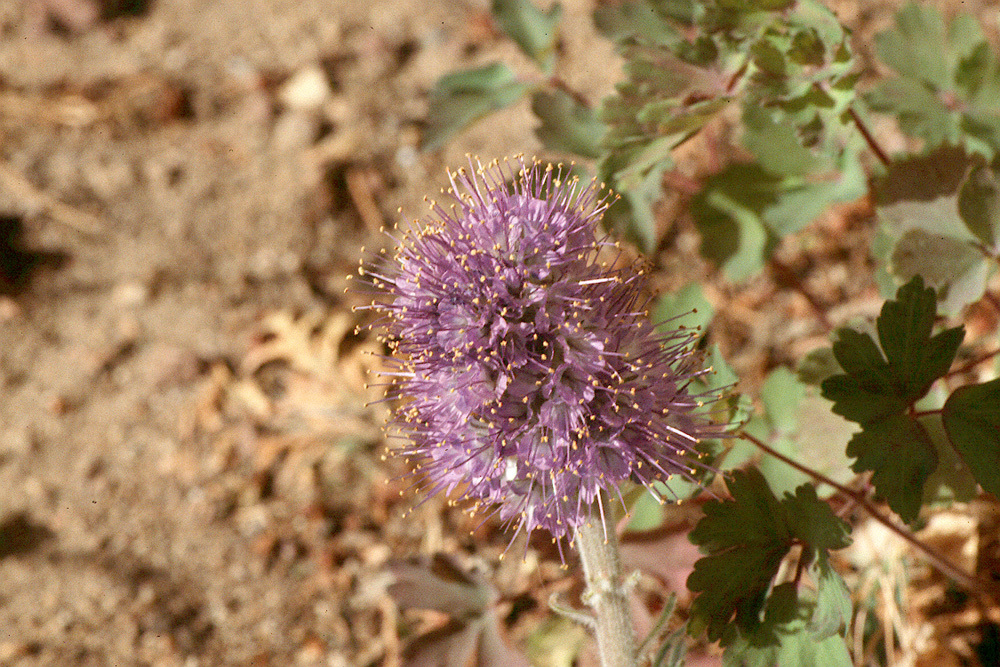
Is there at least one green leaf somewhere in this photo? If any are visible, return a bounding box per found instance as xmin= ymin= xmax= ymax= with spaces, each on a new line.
xmin=691 ymin=164 xmax=778 ymax=281
xmin=866 ymin=78 xmax=959 ymax=150
xmin=796 ymin=347 xmax=842 ymax=386
xmin=889 ymin=229 xmax=988 ymax=316
xmin=687 ymin=470 xmax=851 ymax=646
xmin=877 ymin=276 xmax=964 ymax=396
xmin=958 ymin=162 xmax=1000 ymax=249
xmin=808 ymin=559 xmax=852 ymax=640
xmin=942 ymin=378 xmax=1000 ymax=498
xmin=724 ymin=617 xmax=853 ymax=667
xmin=599 ymin=163 xmax=665 ymax=253
xmin=742 ymin=106 xmax=820 ymax=178
xmin=846 ymin=414 xmax=937 ymax=523
xmin=491 ymin=0 xmax=563 ymax=73
xmin=782 ymin=484 xmax=851 ymax=553
xmin=688 ymin=469 xmax=792 ymax=643
xmin=760 ymin=367 xmax=805 ymax=435
xmin=626 ymin=489 xmax=666 ymax=531
xmin=769 ymin=393 xmax=858 ymax=499
xmin=874 ymin=3 xmax=953 ymax=89
xmin=421 ymin=63 xmax=530 ymax=150
xmin=531 ymin=89 xmax=605 ymax=158
xmin=922 ymin=412 xmax=979 ymax=506
xmin=874 ymin=149 xmax=994 ymax=313
xmin=868 ymin=4 xmax=1000 ymax=156
xmin=653 ymin=281 xmax=714 ymax=336
xmin=874 ymin=148 xmax=978 ymax=244
xmin=592 ymin=0 xmax=681 ymax=44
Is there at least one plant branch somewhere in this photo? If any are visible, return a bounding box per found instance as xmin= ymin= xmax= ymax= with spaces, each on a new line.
xmin=848 ymin=106 xmax=891 ymax=167
xmin=738 ymin=429 xmax=980 ymax=592
xmin=946 ymin=347 xmax=1000 ymax=379
xmin=574 ymin=497 xmax=638 ymax=667
xmin=768 ymin=257 xmax=833 ymax=330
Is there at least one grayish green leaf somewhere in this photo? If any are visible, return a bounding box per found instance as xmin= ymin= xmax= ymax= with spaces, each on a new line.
xmin=421 ymin=63 xmax=530 ymax=151
xmin=653 ymin=281 xmax=714 ymax=336
xmin=958 ymin=162 xmax=1000 ymax=249
xmin=531 ymin=89 xmax=605 ymax=158
xmin=888 ymin=229 xmax=987 ymax=316
xmin=491 ymin=0 xmax=563 ymax=73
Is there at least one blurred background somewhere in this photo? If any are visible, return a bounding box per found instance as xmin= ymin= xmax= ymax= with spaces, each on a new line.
xmin=1 ymin=0 xmax=998 ymax=665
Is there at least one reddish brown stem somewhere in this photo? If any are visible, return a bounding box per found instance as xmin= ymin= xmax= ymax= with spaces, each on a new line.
xmin=848 ymin=106 xmax=891 ymax=167
xmin=738 ymin=429 xmax=980 ymax=592
xmin=768 ymin=258 xmax=834 ymax=330
xmin=945 ymin=348 xmax=1000 ymax=379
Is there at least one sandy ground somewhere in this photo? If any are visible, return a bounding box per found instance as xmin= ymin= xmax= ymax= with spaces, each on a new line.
xmin=0 ymin=0 xmax=617 ymax=664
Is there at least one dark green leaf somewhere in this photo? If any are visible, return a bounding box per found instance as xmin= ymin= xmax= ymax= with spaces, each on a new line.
xmin=688 ymin=470 xmax=852 ymax=646
xmin=491 ymin=0 xmax=563 ymax=73
xmin=687 ymin=469 xmax=791 ymax=643
xmin=822 ymin=326 xmax=907 ymax=424
xmin=846 ymin=414 xmax=937 ymax=523
xmin=531 ymin=90 xmax=605 ymax=158
xmin=421 ymin=63 xmax=530 ymax=151
xmin=818 ymin=279 xmax=964 ymax=522
xmin=942 ymin=378 xmax=1000 ymax=498
xmin=782 ymin=484 xmax=851 ymax=553
xmin=877 ymin=276 xmax=964 ymax=396
xmin=822 ymin=277 xmax=963 ymax=423
xmin=821 ymin=372 xmax=908 ymax=425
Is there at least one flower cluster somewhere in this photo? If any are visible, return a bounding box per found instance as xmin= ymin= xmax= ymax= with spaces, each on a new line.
xmin=358 ymin=158 xmax=728 ymax=543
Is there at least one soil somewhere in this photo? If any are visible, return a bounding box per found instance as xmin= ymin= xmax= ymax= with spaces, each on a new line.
xmin=0 ymin=0 xmax=998 ymax=666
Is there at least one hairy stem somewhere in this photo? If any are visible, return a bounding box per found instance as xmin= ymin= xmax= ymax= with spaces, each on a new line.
xmin=739 ymin=430 xmax=980 ymax=592
xmin=574 ymin=500 xmax=638 ymax=667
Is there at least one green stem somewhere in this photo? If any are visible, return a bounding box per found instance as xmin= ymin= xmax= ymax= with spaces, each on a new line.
xmin=574 ymin=499 xmax=638 ymax=667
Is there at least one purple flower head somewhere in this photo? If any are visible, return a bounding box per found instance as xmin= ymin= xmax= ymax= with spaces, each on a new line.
xmin=358 ymin=158 xmax=729 ymax=545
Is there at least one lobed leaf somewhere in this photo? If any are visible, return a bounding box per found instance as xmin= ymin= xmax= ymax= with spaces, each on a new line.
xmin=877 ymin=276 xmax=965 ymax=397
xmin=491 ymin=0 xmax=563 ymax=73
xmin=942 ymin=378 xmax=1000 ymax=498
xmin=687 ymin=469 xmax=852 ymax=646
xmin=531 ymin=89 xmax=605 ymax=159
xmin=845 ymin=414 xmax=937 ymax=523
xmin=820 ymin=277 xmax=964 ymax=522
xmin=421 ymin=63 xmax=530 ymax=151
xmin=867 ymin=3 xmax=1000 ymax=156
